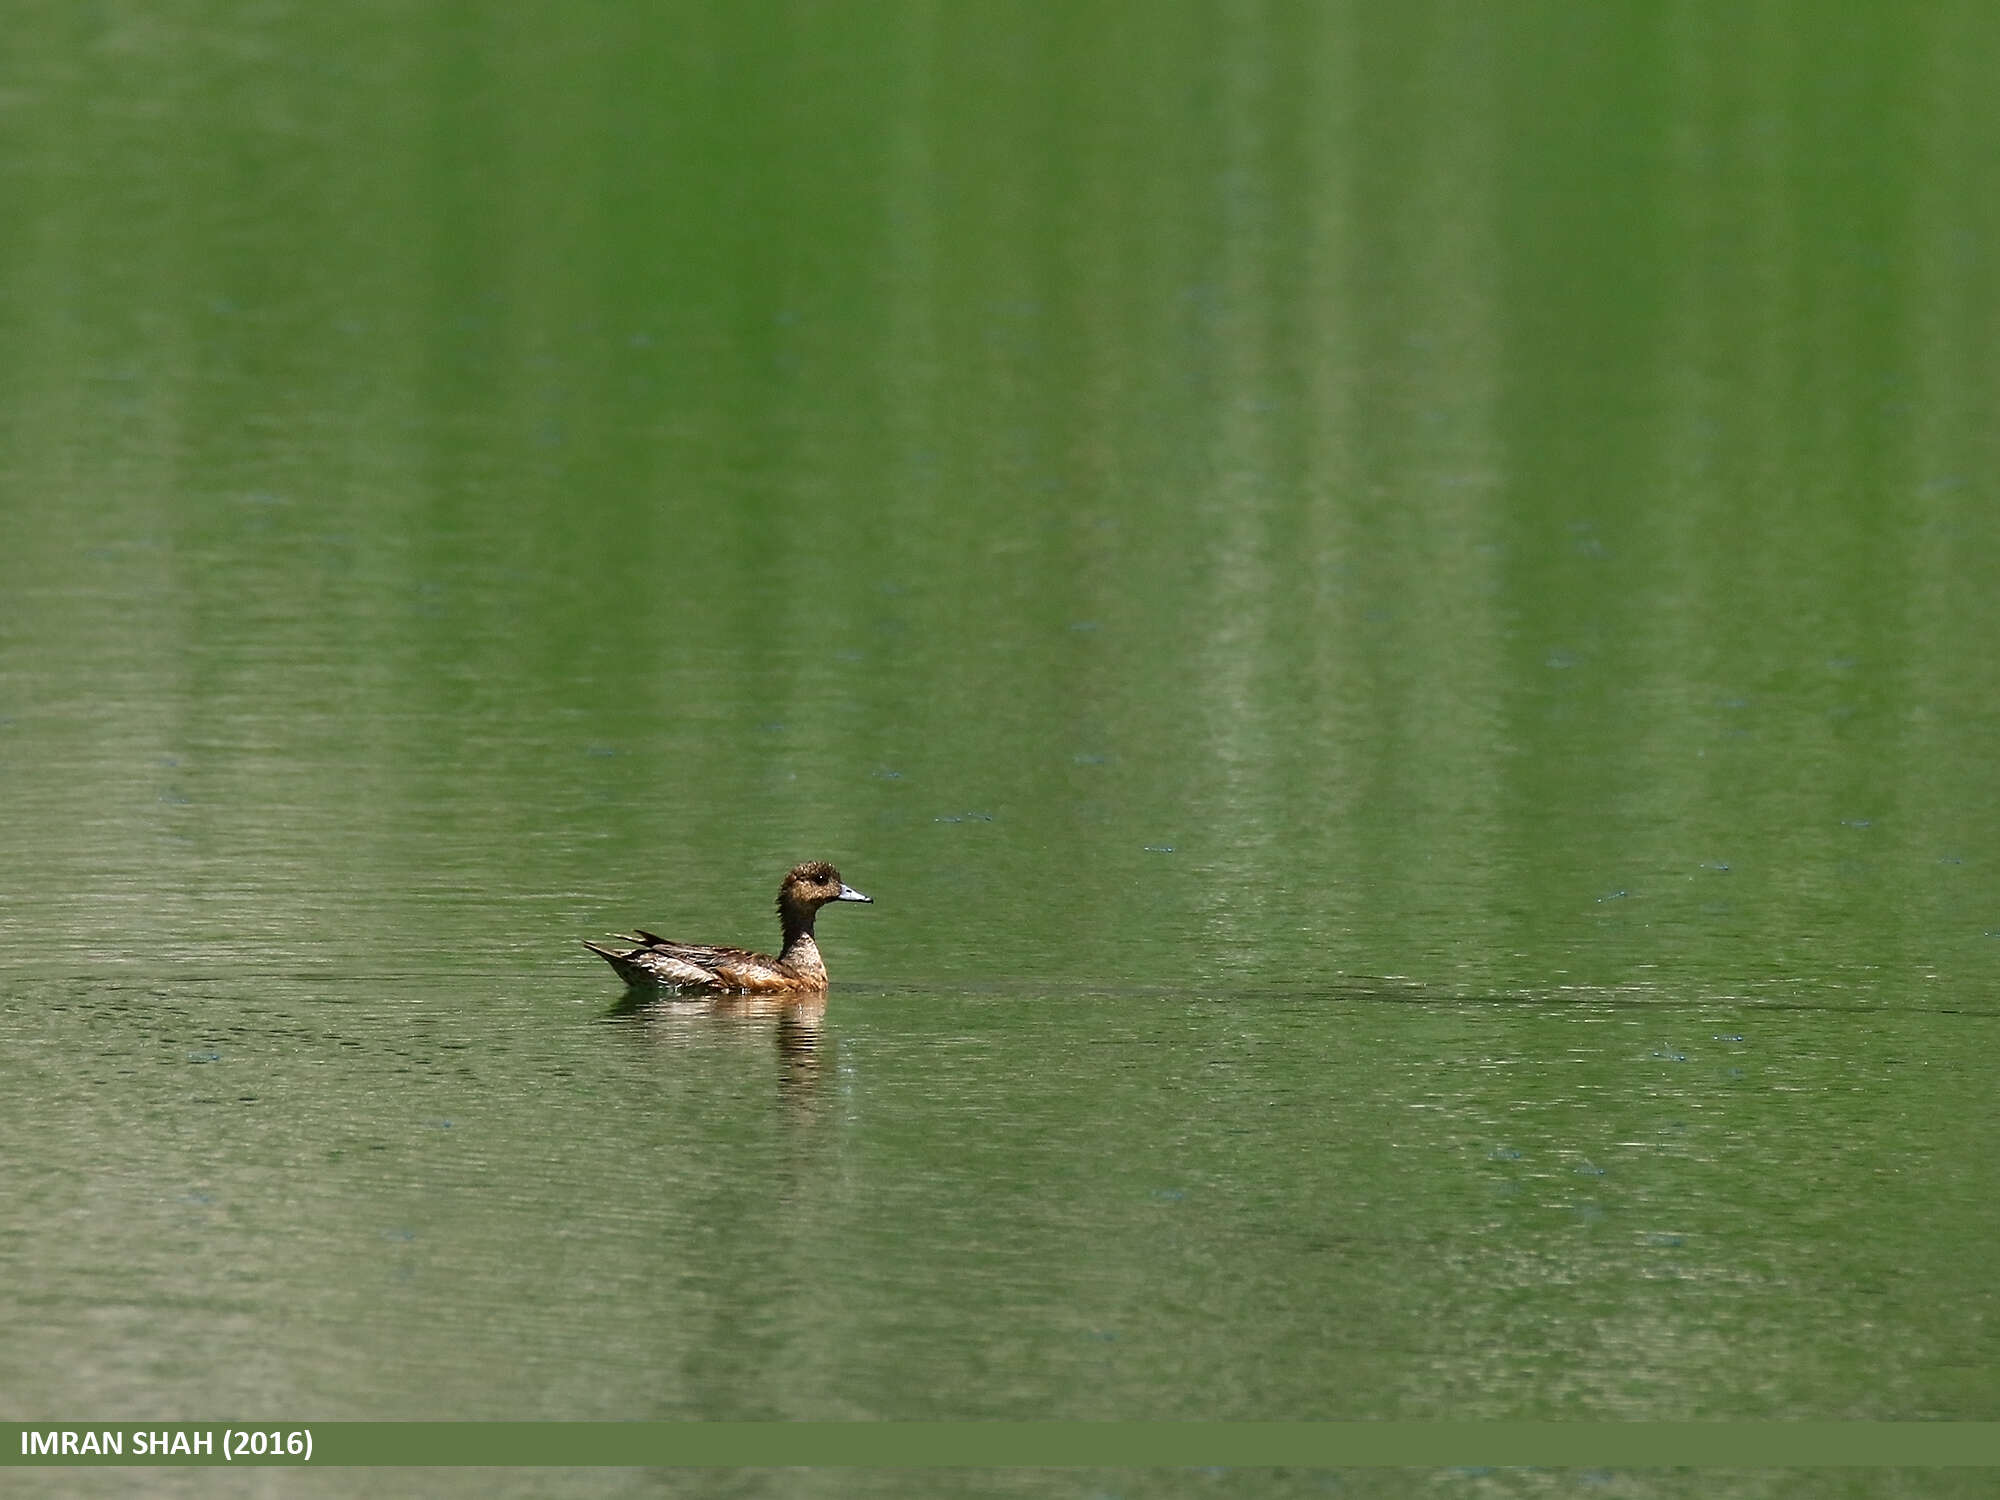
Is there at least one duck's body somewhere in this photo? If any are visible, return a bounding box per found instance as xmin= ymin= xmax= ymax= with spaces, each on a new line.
xmin=585 ymin=861 xmax=871 ymax=993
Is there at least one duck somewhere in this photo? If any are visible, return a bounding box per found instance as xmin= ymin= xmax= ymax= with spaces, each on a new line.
xmin=584 ymin=861 xmax=872 ymax=993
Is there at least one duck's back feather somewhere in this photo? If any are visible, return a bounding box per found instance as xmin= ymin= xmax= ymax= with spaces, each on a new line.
xmin=583 ymin=934 xmax=804 ymax=993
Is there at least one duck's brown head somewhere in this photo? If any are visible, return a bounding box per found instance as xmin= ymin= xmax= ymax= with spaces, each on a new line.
xmin=778 ymin=861 xmax=872 ymax=916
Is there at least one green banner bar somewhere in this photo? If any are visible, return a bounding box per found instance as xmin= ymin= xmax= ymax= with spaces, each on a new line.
xmin=5 ymin=1423 xmax=1999 ymax=1468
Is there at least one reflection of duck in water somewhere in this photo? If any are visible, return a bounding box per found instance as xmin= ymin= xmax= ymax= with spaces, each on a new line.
xmin=605 ymin=989 xmax=833 ymax=1103
xmin=773 ymin=999 xmax=828 ymax=1103
xmin=585 ymin=861 xmax=871 ymax=993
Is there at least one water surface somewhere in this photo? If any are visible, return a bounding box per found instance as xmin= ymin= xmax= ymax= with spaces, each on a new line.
xmin=3 ymin=4 xmax=1998 ymax=1496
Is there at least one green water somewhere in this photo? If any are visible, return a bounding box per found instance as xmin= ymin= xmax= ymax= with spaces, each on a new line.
xmin=4 ymin=3 xmax=1999 ymax=1495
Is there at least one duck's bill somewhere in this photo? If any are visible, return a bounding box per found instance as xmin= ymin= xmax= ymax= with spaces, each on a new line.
xmin=836 ymin=885 xmax=873 ymax=903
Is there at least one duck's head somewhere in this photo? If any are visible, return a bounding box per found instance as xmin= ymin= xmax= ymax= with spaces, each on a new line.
xmin=779 ymin=861 xmax=872 ymax=915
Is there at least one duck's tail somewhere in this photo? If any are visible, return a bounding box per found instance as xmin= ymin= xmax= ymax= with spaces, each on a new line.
xmin=583 ymin=939 xmax=654 ymax=987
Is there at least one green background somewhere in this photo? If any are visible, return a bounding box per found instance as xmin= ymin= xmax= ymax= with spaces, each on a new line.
xmin=3 ymin=3 xmax=1997 ymax=1496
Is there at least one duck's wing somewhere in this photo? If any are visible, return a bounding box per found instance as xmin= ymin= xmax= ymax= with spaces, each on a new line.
xmin=645 ymin=941 xmax=793 ymax=989
xmin=586 ymin=934 xmax=790 ymax=991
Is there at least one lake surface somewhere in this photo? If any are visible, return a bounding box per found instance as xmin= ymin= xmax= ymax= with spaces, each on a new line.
xmin=3 ymin=4 xmax=1998 ymax=1496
